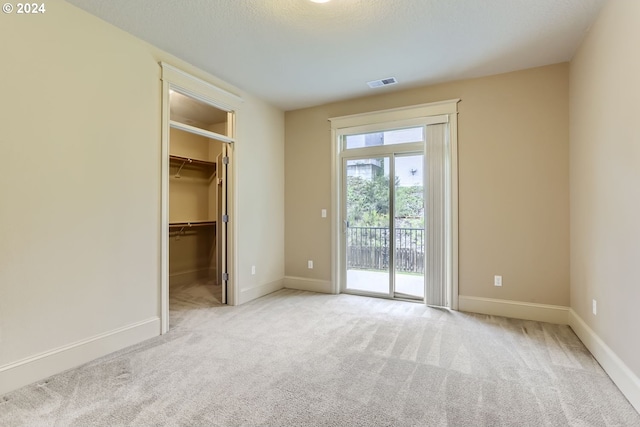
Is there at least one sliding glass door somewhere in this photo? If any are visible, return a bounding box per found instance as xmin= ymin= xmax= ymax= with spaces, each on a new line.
xmin=393 ymin=154 xmax=425 ymax=299
xmin=343 ymin=149 xmax=425 ymax=300
xmin=344 ymin=156 xmax=392 ymax=295
xmin=332 ymin=102 xmax=458 ymax=309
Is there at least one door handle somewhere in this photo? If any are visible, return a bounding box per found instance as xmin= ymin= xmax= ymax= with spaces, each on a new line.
xmin=343 ymin=220 xmax=349 ymax=233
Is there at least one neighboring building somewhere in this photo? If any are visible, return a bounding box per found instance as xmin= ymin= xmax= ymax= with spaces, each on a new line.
xmin=346 ymin=133 xmax=384 ymax=180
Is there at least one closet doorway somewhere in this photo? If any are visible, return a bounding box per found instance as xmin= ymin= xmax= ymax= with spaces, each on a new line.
xmin=160 ymin=64 xmax=241 ymax=333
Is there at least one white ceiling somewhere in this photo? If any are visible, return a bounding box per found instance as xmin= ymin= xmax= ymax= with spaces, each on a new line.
xmin=66 ymin=0 xmax=606 ymax=111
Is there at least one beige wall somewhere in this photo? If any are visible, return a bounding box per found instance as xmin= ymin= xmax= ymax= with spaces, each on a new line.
xmin=236 ymin=94 xmax=286 ymax=302
xmin=0 ymin=2 xmax=160 ymax=368
xmin=0 ymin=0 xmax=284 ymax=392
xmin=570 ymin=0 xmax=640 ymax=377
xmin=285 ymin=63 xmax=570 ymax=306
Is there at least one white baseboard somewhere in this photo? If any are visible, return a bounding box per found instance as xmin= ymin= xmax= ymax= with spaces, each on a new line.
xmin=238 ymin=279 xmax=284 ymax=305
xmin=458 ymin=295 xmax=569 ymax=324
xmin=0 ymin=317 xmax=160 ymax=396
xmin=284 ymin=276 xmax=333 ymax=294
xmin=569 ymin=309 xmax=640 ymax=413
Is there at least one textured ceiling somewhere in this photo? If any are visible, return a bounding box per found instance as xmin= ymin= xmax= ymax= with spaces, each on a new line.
xmin=65 ymin=0 xmax=606 ymax=111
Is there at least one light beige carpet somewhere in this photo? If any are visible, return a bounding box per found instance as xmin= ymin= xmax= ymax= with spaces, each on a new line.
xmin=1 ymin=287 xmax=639 ymax=426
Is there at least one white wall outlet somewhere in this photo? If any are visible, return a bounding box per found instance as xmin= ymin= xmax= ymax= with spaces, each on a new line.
xmin=308 ymin=260 xmax=314 ymax=269
xmin=321 ymin=209 xmax=327 ymax=218
xmin=494 ymin=275 xmax=502 ymax=287
xmin=251 ymin=265 xmax=256 ymax=275
xmin=592 ymin=299 xmax=597 ymax=315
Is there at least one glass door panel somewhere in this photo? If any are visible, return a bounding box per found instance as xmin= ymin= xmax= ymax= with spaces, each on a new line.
xmin=344 ymin=127 xmax=424 ymax=149
xmin=393 ymin=154 xmax=425 ymax=299
xmin=344 ymin=157 xmax=391 ymax=295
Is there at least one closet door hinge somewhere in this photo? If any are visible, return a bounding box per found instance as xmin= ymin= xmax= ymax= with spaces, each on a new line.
xmin=222 ymin=273 xmax=229 ymax=281
xmin=222 ymin=156 xmax=229 ymax=165
xmin=222 ymin=214 xmax=229 ymax=223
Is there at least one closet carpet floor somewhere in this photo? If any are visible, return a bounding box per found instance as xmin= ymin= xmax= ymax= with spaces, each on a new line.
xmin=1 ymin=287 xmax=639 ymax=426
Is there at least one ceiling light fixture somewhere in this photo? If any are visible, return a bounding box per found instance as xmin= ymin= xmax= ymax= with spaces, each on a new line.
xmin=309 ymin=0 xmax=331 ymax=3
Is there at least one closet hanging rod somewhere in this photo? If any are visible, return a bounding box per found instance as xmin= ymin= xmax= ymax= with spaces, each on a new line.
xmin=169 ymin=155 xmax=216 ymax=178
xmin=169 ymin=221 xmax=216 ymax=228
xmin=169 ymin=154 xmax=216 ymax=167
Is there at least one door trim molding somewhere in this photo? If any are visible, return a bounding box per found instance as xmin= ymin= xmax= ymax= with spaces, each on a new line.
xmin=329 ymin=100 xmax=458 ymax=128
xmin=330 ymin=100 xmax=460 ymax=308
xmin=160 ymin=63 xmax=242 ymax=334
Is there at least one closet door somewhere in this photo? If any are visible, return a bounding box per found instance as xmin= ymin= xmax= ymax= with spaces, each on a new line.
xmin=217 ymin=146 xmax=229 ymax=304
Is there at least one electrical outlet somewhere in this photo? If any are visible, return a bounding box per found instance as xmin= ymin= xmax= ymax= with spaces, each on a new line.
xmin=308 ymin=260 xmax=314 ymax=269
xmin=494 ymin=275 xmax=502 ymax=287
xmin=251 ymin=266 xmax=256 ymax=275
xmin=592 ymin=299 xmax=597 ymax=315
xmin=321 ymin=209 xmax=327 ymax=218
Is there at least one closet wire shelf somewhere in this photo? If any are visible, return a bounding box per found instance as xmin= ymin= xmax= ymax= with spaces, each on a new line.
xmin=169 ymin=221 xmax=216 ymax=236
xmin=169 ymin=155 xmax=216 ymax=178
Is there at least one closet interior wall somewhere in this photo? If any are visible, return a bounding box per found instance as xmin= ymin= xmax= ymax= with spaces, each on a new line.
xmin=168 ymin=128 xmax=222 ymax=289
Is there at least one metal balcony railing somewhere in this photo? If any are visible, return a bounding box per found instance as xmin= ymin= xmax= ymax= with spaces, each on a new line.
xmin=347 ymin=226 xmax=424 ymax=273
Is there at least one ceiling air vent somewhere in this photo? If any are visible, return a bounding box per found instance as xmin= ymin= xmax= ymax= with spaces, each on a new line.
xmin=367 ymin=77 xmax=398 ymax=88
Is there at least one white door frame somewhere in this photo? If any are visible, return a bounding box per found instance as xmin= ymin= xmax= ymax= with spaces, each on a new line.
xmin=160 ymin=63 xmax=243 ymax=334
xmin=329 ymin=100 xmax=460 ymax=309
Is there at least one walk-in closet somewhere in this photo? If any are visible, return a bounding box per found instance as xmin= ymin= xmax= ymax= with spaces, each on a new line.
xmin=161 ymin=63 xmax=239 ymax=333
xmin=165 ymin=85 xmax=234 ymax=327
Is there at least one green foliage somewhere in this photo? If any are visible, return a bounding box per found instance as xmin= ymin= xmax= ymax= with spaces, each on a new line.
xmin=395 ymin=184 xmax=424 ymax=228
xmin=346 ymin=175 xmax=389 ymax=227
xmin=347 ymin=175 xmax=424 ymax=228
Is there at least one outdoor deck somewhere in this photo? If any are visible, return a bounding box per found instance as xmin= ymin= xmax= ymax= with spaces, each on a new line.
xmin=346 ymin=269 xmax=424 ymax=298
xmin=346 ymin=225 xmax=425 ymax=298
